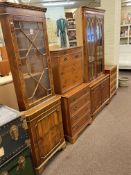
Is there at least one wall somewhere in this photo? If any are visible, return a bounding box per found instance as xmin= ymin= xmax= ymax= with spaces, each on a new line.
xmin=46 ymin=7 xmax=69 ymax=48
xmin=101 ymin=0 xmax=121 ymax=66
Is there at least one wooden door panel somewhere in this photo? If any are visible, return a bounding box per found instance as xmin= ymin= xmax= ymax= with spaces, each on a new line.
xmin=91 ymin=84 xmax=101 ymax=114
xmin=35 ymin=109 xmax=63 ymax=160
xmin=101 ymin=77 xmax=110 ymax=103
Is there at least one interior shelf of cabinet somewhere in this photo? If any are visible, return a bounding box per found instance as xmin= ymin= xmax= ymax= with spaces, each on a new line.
xmin=24 ymin=69 xmax=48 ymax=79
xmin=68 ymin=29 xmax=76 ymax=31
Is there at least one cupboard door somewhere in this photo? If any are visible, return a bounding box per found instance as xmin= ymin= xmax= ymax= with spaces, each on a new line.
xmin=91 ymin=84 xmax=101 ymax=114
xmin=101 ymin=77 xmax=110 ymax=104
xmin=85 ymin=13 xmax=96 ymax=81
xmin=29 ymin=104 xmax=64 ymax=166
xmin=96 ymin=15 xmax=104 ymax=76
xmin=13 ymin=19 xmax=52 ymax=107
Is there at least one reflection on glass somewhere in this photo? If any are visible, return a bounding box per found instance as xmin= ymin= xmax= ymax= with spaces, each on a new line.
xmin=14 ymin=21 xmax=51 ymax=104
xmin=86 ymin=16 xmax=96 ymax=80
xmin=96 ymin=18 xmax=103 ymax=75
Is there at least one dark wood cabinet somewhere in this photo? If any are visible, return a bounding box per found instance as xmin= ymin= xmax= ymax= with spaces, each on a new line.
xmin=50 ymin=47 xmax=83 ymax=94
xmin=24 ymin=96 xmax=65 ymax=174
xmin=61 ymin=83 xmax=92 ymax=143
xmin=90 ymin=75 xmax=110 ymax=116
xmin=105 ymin=65 xmax=117 ymax=98
xmin=0 ymin=2 xmax=54 ymax=111
xmin=75 ymin=7 xmax=105 ymax=82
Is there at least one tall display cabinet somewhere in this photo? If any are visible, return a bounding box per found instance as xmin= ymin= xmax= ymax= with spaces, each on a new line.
xmin=0 ymin=2 xmax=65 ymax=174
xmin=75 ymin=6 xmax=105 ymax=82
xmin=75 ymin=7 xmax=111 ymax=117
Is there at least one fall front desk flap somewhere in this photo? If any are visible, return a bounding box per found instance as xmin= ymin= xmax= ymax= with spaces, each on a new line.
xmin=0 ymin=105 xmax=28 ymax=166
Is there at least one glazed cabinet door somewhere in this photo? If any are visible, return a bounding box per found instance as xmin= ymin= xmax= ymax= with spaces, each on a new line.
xmin=85 ymin=13 xmax=96 ymax=81
xmin=101 ymin=77 xmax=110 ymax=104
xmin=28 ymin=104 xmax=64 ymax=167
xmin=91 ymin=84 xmax=101 ymax=114
xmin=1 ymin=13 xmax=54 ymax=110
xmin=96 ymin=15 xmax=104 ymax=76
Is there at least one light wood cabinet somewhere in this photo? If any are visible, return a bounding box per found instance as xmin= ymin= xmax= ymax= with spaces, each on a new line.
xmin=24 ymin=96 xmax=65 ymax=174
xmin=50 ymin=47 xmax=83 ymax=94
xmin=61 ymin=83 xmax=92 ymax=143
xmin=90 ymin=75 xmax=110 ymax=116
xmin=105 ymin=65 xmax=117 ymax=98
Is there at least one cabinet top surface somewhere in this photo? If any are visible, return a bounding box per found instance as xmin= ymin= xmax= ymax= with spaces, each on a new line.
xmin=105 ymin=65 xmax=117 ymax=70
xmin=0 ymin=1 xmax=47 ymax=12
xmin=77 ymin=6 xmax=105 ymax=13
xmin=89 ymin=74 xmax=109 ymax=87
xmin=23 ymin=95 xmax=61 ymax=117
xmin=62 ymin=83 xmax=89 ymax=98
xmin=50 ymin=46 xmax=83 ymax=53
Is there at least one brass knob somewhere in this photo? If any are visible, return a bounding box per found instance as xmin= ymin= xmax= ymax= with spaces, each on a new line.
xmin=22 ymin=119 xmax=28 ymax=130
xmin=10 ymin=125 xmax=19 ymax=141
xmin=0 ymin=171 xmax=9 ymax=175
xmin=17 ymin=156 xmax=25 ymax=171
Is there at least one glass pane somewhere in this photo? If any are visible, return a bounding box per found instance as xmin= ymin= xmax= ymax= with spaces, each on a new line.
xmin=96 ymin=16 xmax=104 ymax=74
xmin=13 ymin=21 xmax=51 ymax=104
xmin=86 ymin=15 xmax=96 ymax=81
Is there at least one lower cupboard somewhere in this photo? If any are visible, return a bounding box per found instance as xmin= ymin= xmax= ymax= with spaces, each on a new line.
xmin=23 ymin=96 xmax=66 ymax=175
xmin=90 ymin=74 xmax=110 ymax=116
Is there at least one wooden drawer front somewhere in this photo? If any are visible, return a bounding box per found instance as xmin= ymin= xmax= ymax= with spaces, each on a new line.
xmin=59 ymin=54 xmax=71 ymax=64
xmin=29 ymin=104 xmax=64 ymax=166
xmin=91 ymin=84 xmax=101 ymax=114
xmin=71 ymin=113 xmax=90 ymax=135
xmin=110 ymin=79 xmax=116 ymax=88
xmin=101 ymin=77 xmax=110 ymax=104
xmin=110 ymin=73 xmax=117 ymax=82
xmin=69 ymin=87 xmax=89 ymax=103
xmin=70 ymin=93 xmax=90 ymax=116
xmin=70 ymin=102 xmax=90 ymax=126
xmin=111 ymin=67 xmax=117 ymax=75
xmin=111 ymin=85 xmax=116 ymax=94
xmin=72 ymin=51 xmax=82 ymax=61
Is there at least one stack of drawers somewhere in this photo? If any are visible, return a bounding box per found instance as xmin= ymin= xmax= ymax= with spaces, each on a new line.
xmin=50 ymin=47 xmax=83 ymax=94
xmin=105 ymin=65 xmax=117 ymax=98
xmin=61 ymin=84 xmax=92 ymax=143
xmin=51 ymin=47 xmax=92 ymax=143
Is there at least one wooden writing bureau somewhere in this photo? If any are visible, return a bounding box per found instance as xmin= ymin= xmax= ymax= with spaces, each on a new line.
xmin=50 ymin=46 xmax=83 ymax=94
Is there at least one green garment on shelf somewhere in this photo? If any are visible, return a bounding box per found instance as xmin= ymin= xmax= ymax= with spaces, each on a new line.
xmin=57 ymin=18 xmax=68 ymax=48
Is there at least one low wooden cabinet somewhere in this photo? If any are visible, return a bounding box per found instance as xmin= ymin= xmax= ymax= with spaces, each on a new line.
xmin=50 ymin=47 xmax=83 ymax=94
xmin=24 ymin=96 xmax=65 ymax=174
xmin=61 ymin=83 xmax=92 ymax=144
xmin=105 ymin=65 xmax=117 ymax=98
xmin=90 ymin=75 xmax=110 ymax=116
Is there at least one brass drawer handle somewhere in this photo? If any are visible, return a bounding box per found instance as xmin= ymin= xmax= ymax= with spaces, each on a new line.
xmin=64 ymin=57 xmax=68 ymax=61
xmin=17 ymin=156 xmax=26 ymax=171
xmin=74 ymin=55 xmax=79 ymax=59
xmin=10 ymin=125 xmax=19 ymax=141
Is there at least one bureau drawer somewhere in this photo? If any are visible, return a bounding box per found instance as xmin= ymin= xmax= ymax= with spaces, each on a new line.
xmin=59 ymin=54 xmax=72 ymax=64
xmin=69 ymin=93 xmax=90 ymax=116
xmin=111 ymin=67 xmax=117 ymax=74
xmin=72 ymin=52 xmax=82 ymax=61
xmin=69 ymin=88 xmax=90 ymax=103
xmin=70 ymin=102 xmax=91 ymax=126
xmin=71 ymin=112 xmax=90 ymax=135
xmin=110 ymin=73 xmax=117 ymax=81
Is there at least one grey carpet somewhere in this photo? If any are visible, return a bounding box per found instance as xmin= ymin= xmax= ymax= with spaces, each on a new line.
xmin=43 ymin=70 xmax=131 ymax=175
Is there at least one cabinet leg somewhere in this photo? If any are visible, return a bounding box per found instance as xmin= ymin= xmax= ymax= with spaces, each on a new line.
xmin=35 ymin=166 xmax=45 ymax=175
